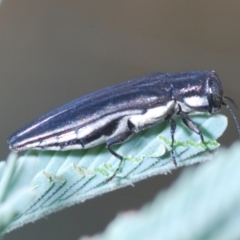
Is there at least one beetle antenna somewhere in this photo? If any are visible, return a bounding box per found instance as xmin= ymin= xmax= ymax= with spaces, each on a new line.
xmin=224 ymin=95 xmax=238 ymax=109
xmin=222 ymin=100 xmax=240 ymax=138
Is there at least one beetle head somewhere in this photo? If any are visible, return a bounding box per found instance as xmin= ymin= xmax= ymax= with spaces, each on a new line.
xmin=207 ymin=71 xmax=240 ymax=137
xmin=207 ymin=72 xmax=223 ymax=113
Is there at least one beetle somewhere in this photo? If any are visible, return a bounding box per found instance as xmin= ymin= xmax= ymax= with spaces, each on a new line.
xmin=8 ymin=70 xmax=240 ymax=178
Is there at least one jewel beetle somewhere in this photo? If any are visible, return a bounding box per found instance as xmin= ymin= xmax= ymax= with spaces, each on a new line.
xmin=8 ymin=70 xmax=240 ymax=177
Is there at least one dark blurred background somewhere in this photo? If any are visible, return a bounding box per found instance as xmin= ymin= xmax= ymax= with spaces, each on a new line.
xmin=1 ymin=1 xmax=240 ymax=239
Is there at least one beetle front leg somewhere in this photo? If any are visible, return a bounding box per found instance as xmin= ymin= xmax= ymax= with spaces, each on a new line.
xmin=177 ymin=104 xmax=213 ymax=159
xmin=178 ymin=104 xmax=204 ymax=143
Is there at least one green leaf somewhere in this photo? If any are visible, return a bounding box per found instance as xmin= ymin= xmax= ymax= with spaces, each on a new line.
xmin=0 ymin=114 xmax=227 ymax=235
xmin=86 ymin=142 xmax=240 ymax=240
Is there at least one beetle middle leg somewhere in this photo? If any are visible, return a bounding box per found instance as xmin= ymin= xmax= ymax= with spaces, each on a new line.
xmin=166 ymin=116 xmax=177 ymax=167
xmin=106 ymin=131 xmax=134 ymax=181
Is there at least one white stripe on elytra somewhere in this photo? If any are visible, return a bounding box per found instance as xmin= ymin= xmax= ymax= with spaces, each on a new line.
xmin=42 ymin=112 xmax=140 ymax=150
xmin=15 ymin=109 xmax=142 ymax=149
xmin=76 ymin=110 xmax=141 ymax=140
xmin=16 ymin=101 xmax=179 ymax=151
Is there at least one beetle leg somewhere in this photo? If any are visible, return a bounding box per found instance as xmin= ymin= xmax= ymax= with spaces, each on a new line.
xmin=178 ymin=104 xmax=204 ymax=143
xmin=166 ymin=117 xmax=177 ymax=167
xmin=106 ymin=131 xmax=134 ymax=181
xmin=181 ymin=115 xmax=204 ymax=143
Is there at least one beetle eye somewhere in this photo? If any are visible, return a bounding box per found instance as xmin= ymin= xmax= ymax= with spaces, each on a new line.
xmin=209 ymin=78 xmax=223 ymax=112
